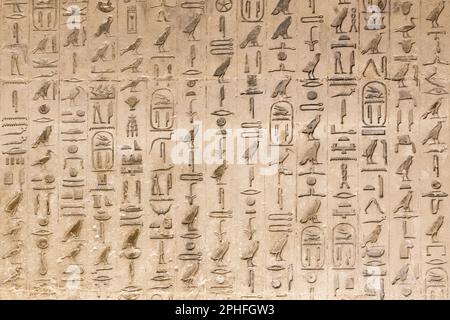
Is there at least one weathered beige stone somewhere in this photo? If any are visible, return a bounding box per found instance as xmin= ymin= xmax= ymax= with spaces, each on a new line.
xmin=0 ymin=0 xmax=449 ymax=300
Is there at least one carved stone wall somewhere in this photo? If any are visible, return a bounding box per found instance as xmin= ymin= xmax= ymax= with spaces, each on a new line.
xmin=0 ymin=0 xmax=449 ymax=300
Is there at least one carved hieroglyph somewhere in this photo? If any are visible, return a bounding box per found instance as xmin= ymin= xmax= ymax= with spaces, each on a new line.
xmin=0 ymin=0 xmax=449 ymax=300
